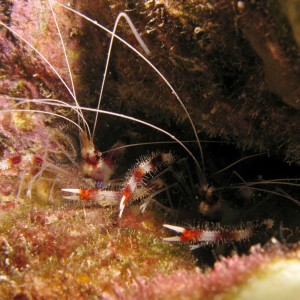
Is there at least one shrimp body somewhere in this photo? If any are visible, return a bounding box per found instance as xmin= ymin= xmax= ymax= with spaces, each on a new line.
xmin=62 ymin=151 xmax=174 ymax=216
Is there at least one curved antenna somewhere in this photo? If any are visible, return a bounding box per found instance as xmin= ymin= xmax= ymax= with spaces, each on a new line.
xmin=9 ymin=97 xmax=90 ymax=132
xmin=55 ymin=1 xmax=206 ymax=182
xmin=92 ymin=12 xmax=150 ymax=140
xmin=2 ymin=108 xmax=85 ymax=133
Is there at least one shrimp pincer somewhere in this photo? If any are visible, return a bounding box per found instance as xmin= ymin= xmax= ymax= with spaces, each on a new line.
xmin=163 ymin=220 xmax=274 ymax=250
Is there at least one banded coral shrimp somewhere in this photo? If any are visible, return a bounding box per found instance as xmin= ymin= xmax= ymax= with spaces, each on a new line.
xmin=0 ymin=0 xmax=204 ymax=217
xmin=0 ymin=0 xmax=299 ymax=264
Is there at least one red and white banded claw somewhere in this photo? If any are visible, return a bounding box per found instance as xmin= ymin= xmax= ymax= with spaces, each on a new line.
xmin=163 ymin=219 xmax=273 ymax=249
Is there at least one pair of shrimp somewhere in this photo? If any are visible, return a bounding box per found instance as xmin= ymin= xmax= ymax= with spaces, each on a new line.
xmin=0 ymin=1 xmax=299 ymax=250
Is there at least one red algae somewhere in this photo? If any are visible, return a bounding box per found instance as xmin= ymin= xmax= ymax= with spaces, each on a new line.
xmin=127 ymin=243 xmax=300 ymax=300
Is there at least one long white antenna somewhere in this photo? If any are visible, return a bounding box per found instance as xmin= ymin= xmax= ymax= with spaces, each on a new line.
xmin=9 ymin=97 xmax=90 ymax=132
